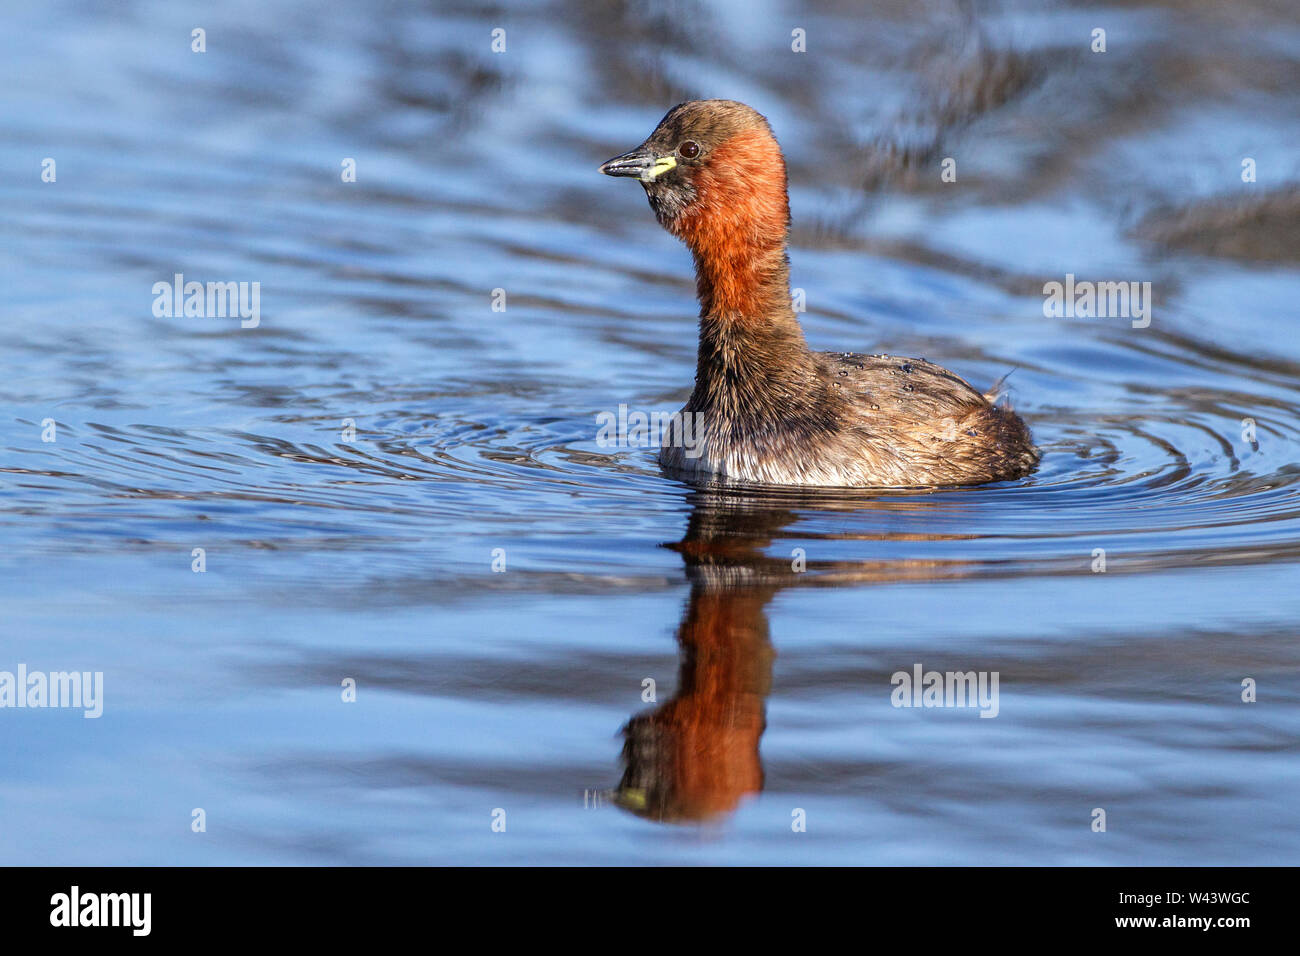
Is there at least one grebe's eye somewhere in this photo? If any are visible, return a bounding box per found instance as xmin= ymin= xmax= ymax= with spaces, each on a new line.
xmin=678 ymin=140 xmax=700 ymax=159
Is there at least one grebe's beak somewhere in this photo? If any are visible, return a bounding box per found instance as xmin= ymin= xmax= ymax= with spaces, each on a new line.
xmin=599 ymin=147 xmax=676 ymax=183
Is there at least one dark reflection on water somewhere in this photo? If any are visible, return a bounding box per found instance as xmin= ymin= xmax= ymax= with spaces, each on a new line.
xmin=1 ymin=0 xmax=1299 ymax=863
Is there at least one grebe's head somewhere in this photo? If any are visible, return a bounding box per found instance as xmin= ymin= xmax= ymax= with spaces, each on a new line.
xmin=599 ymin=100 xmax=789 ymax=249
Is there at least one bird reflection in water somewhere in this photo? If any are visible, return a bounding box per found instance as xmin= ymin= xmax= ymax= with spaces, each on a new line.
xmin=613 ymin=492 xmax=791 ymax=823
xmin=611 ymin=487 xmax=978 ymax=824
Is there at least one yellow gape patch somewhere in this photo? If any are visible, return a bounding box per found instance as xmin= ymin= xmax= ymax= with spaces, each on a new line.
xmin=640 ymin=156 xmax=677 ymax=182
xmin=617 ymin=787 xmax=647 ymax=809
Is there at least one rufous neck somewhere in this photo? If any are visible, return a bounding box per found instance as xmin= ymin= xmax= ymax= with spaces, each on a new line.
xmin=689 ymin=240 xmax=794 ymax=324
xmin=668 ymin=128 xmax=808 ymax=347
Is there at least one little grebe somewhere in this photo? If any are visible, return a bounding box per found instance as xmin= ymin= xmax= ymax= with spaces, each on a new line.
xmin=600 ymin=99 xmax=1039 ymax=488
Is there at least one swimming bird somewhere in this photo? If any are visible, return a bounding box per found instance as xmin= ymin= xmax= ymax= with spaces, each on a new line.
xmin=599 ymin=99 xmax=1039 ymax=487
